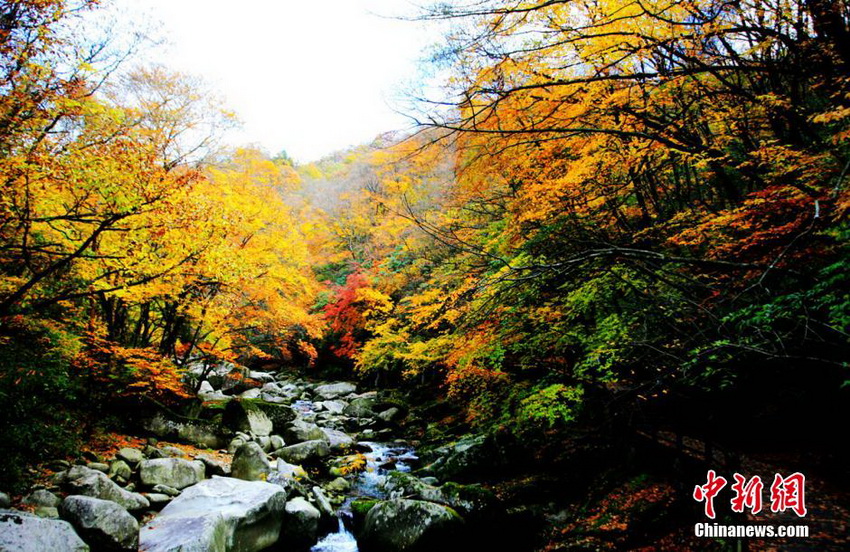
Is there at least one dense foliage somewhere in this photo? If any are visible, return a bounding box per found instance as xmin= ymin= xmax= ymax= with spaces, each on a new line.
xmin=312 ymin=0 xmax=850 ymax=440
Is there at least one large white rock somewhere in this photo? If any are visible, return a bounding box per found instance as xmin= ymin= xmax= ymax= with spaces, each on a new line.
xmin=139 ymin=477 xmax=287 ymax=552
xmin=0 ymin=509 xmax=89 ymax=551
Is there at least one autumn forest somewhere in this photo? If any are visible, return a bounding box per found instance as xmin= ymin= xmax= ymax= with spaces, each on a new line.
xmin=1 ymin=0 xmax=849 ymax=551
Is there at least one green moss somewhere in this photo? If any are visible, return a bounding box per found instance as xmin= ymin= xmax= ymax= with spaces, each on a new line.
xmin=351 ymin=498 xmax=379 ymax=517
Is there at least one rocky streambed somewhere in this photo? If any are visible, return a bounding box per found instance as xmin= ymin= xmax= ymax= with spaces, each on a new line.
xmin=0 ymin=364 xmax=503 ymax=552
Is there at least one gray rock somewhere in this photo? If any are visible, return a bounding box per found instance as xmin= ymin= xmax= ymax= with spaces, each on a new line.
xmin=139 ymin=477 xmax=287 ymax=552
xmin=151 ymin=484 xmax=180 ymax=497
xmin=382 ymin=472 xmax=497 ymax=517
xmin=249 ymin=371 xmax=276 ymax=382
xmin=427 ymin=434 xmax=492 ymax=482
xmin=34 ymin=506 xmax=59 ymax=518
xmin=254 ymin=435 xmax=271 ymax=452
xmin=269 ymin=435 xmax=285 ymax=451
xmin=377 ymin=407 xmax=403 ymax=423
xmin=260 ymin=382 xmax=284 ymax=396
xmin=325 ymin=477 xmax=351 ymax=493
xmin=284 ymin=419 xmax=328 ymax=444
xmin=116 ymin=447 xmax=145 ymax=466
xmin=60 ymin=495 xmax=139 ymax=551
xmin=228 ymin=437 xmax=246 ymax=454
xmin=197 ymin=454 xmax=230 ymax=477
xmin=223 ymin=400 xmax=273 ymax=436
xmin=311 ymin=486 xmax=334 ymax=518
xmin=143 ymin=445 xmax=164 ymax=459
xmin=199 ymin=386 xmax=230 ymax=402
xmin=259 ymin=392 xmax=288 ymax=404
xmin=273 ymin=440 xmax=330 ymax=464
xmin=0 ymin=509 xmax=89 ymax=551
xmin=139 ymin=458 xmax=204 ymax=490
xmin=280 ymin=497 xmax=320 ymax=549
xmin=23 ymin=489 xmax=61 ymax=508
xmin=87 ymin=462 xmax=110 ymax=473
xmin=144 ymin=413 xmax=227 ymax=449
xmin=231 ymin=442 xmax=271 ymax=482
xmin=275 ymin=460 xmax=307 ymax=480
xmin=143 ymin=493 xmax=172 ymax=508
xmin=64 ymin=466 xmax=150 ymax=512
xmin=313 ymin=382 xmax=357 ymax=400
xmin=360 ymin=499 xmax=462 ymax=552
xmin=321 ymin=427 xmax=354 ymax=452
xmin=320 ymin=400 xmax=348 ymax=414
xmin=343 ymin=397 xmax=377 ymax=419
xmin=108 ymin=460 xmax=132 ymax=482
xmin=160 ymin=446 xmax=185 ymax=458
xmin=0 ymin=492 xmax=10 ymax=508
xmin=239 ymin=388 xmax=262 ymax=399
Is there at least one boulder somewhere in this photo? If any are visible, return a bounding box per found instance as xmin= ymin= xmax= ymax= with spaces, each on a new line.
xmin=60 ymin=495 xmax=139 ymax=551
xmin=139 ymin=458 xmax=204 ymax=490
xmin=321 ymin=427 xmax=354 ymax=452
xmin=139 ymin=477 xmax=287 ymax=552
xmin=199 ymin=383 xmax=230 ymax=402
xmin=0 ymin=492 xmax=10 ymax=508
xmin=382 ymin=472 xmax=497 ymax=518
xmin=311 ymin=486 xmax=335 ymax=529
xmin=313 ymin=382 xmax=357 ymax=400
xmin=223 ymin=400 xmax=273 ymax=436
xmin=359 ymin=499 xmax=463 ymax=552
xmin=108 ymin=460 xmax=132 ymax=482
xmin=284 ymin=419 xmax=328 ymax=444
xmin=248 ymin=371 xmax=276 ymax=383
xmin=152 ymin=484 xmax=180 ymax=497
xmin=325 ymin=477 xmax=351 ymax=493
xmin=144 ymin=413 xmax=227 ymax=449
xmin=197 ymin=454 xmax=230 ymax=477
xmin=319 ymin=400 xmax=348 ymax=414
xmin=143 ymin=493 xmax=172 ymax=509
xmin=269 ymin=435 xmax=286 ymax=451
xmin=275 ymin=460 xmax=307 ymax=480
xmin=231 ymin=442 xmax=271 ymax=482
xmin=280 ymin=497 xmax=320 ymax=550
xmin=239 ymin=388 xmax=262 ymax=399
xmin=343 ymin=397 xmax=377 ymax=419
xmin=116 ymin=447 xmax=145 ymax=466
xmin=0 ymin=509 xmax=89 ymax=551
xmin=425 ymin=434 xmax=493 ymax=482
xmin=273 ymin=440 xmax=330 ymax=465
xmin=22 ymin=489 xmax=62 ymax=509
xmin=64 ymin=466 xmax=149 ymax=511
xmin=260 ymin=392 xmax=288 ymax=404
xmin=377 ymin=407 xmax=403 ymax=423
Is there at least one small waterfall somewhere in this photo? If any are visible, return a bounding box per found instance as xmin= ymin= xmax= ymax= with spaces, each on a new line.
xmin=309 ymin=441 xmax=417 ymax=552
xmin=311 ymin=517 xmax=358 ymax=552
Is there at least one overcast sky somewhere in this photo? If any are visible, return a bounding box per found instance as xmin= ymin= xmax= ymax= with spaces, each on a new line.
xmin=110 ymin=0 xmax=436 ymax=163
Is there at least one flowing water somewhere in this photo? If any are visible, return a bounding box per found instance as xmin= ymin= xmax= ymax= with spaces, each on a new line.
xmin=310 ymin=442 xmax=418 ymax=552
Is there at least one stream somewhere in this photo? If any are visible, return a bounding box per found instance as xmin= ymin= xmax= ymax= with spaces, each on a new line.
xmin=311 ymin=442 xmax=418 ymax=552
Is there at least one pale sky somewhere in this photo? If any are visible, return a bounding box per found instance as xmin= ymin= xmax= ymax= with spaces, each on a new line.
xmin=110 ymin=0 xmax=436 ymax=163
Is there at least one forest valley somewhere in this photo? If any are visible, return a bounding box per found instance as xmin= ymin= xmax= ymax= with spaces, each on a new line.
xmin=1 ymin=0 xmax=850 ymax=550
